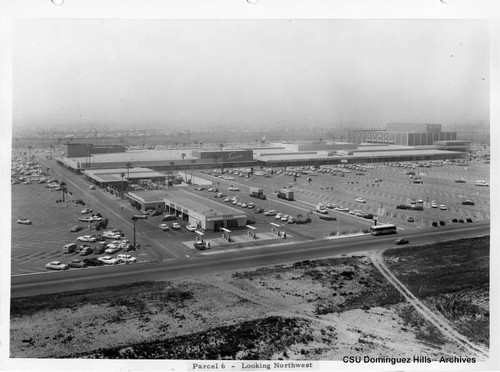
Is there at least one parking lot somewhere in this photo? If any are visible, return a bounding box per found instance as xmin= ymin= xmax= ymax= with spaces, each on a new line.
xmin=188 ymin=158 xmax=489 ymax=236
xmin=11 ymin=176 xmax=157 ymax=275
xmin=12 ymin=152 xmax=490 ymax=275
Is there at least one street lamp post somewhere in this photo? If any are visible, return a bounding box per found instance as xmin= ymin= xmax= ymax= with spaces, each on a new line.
xmin=131 ymin=216 xmax=137 ymax=248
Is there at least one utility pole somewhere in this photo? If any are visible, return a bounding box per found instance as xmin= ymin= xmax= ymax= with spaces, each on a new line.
xmin=131 ymin=216 xmax=137 ymax=248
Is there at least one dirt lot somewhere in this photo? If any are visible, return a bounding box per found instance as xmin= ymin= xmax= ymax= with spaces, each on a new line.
xmin=10 ymin=237 xmax=489 ymax=360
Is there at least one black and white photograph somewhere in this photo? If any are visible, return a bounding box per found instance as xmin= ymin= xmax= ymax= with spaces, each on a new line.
xmin=1 ymin=0 xmax=498 ymax=371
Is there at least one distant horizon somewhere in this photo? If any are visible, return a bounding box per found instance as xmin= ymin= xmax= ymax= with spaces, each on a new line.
xmin=13 ymin=19 xmax=489 ymax=131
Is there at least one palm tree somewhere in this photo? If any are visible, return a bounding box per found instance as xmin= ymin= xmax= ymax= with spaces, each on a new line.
xmin=125 ymin=162 xmax=133 ymax=179
xmin=219 ymin=144 xmax=224 ymax=173
xmin=181 ymin=153 xmax=187 ymax=182
xmin=120 ymin=172 xmax=125 ymax=198
xmin=168 ymin=161 xmax=175 ymax=188
xmin=190 ymin=159 xmax=196 ymax=183
xmin=60 ymin=182 xmax=68 ymax=206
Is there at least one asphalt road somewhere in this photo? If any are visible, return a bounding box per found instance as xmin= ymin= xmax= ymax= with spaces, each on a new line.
xmin=11 ymin=220 xmax=489 ymax=298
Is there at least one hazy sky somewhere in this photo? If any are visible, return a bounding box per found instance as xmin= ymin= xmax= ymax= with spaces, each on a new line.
xmin=13 ymin=19 xmax=490 ymax=130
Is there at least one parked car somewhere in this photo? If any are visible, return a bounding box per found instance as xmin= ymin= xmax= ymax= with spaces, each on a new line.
xmin=462 ymin=200 xmax=475 ymax=206
xmin=255 ymin=207 xmax=264 ymax=214
xmin=81 ymin=208 xmax=93 ymax=214
xmin=407 ymin=216 xmax=414 ymax=222
xmin=228 ymin=186 xmax=240 ymax=191
xmin=159 ymin=223 xmax=170 ymax=231
xmin=133 ymin=213 xmax=148 ymax=219
xmin=394 ymin=238 xmax=409 ymax=245
xmin=89 ymin=185 xmax=96 ymax=190
xmin=431 ymin=202 xmax=438 ymax=208
xmin=77 ymin=235 xmax=97 ymax=243
xmin=16 ymin=218 xmax=32 ymax=225
xmin=223 ymin=197 xmax=231 ymax=203
xmin=455 ymin=179 xmax=466 ymax=183
xmin=162 ymin=214 xmax=176 ymax=221
xmin=105 ymin=245 xmax=121 ymax=254
xmin=98 ymin=256 xmax=119 ymax=265
xmin=171 ymin=222 xmax=181 ymax=230
xmin=79 ymin=246 xmax=93 ymax=256
xmin=264 ymin=210 xmax=277 ymax=216
xmin=67 ymin=259 xmax=87 ymax=268
xmin=355 ymin=197 xmax=366 ymax=203
xmin=117 ymin=254 xmax=137 ymax=264
xmin=439 ymin=204 xmax=447 ymax=210
xmin=194 ymin=186 xmax=206 ymax=191
xmin=70 ymin=225 xmax=83 ymax=232
xmin=186 ymin=224 xmax=197 ymax=232
xmin=45 ymin=261 xmax=68 ymax=271
xmin=83 ymin=257 xmax=104 ymax=266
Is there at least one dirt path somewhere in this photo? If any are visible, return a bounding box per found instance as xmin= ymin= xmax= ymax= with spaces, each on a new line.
xmin=370 ymin=250 xmax=489 ymax=360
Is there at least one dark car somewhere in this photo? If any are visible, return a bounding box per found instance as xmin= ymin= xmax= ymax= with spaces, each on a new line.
xmin=394 ymin=238 xmax=409 ymax=245
xmin=462 ymin=200 xmax=475 ymax=206
xmin=70 ymin=225 xmax=83 ymax=232
xmin=255 ymin=207 xmax=264 ymax=214
xmin=83 ymin=257 xmax=104 ymax=266
xmin=396 ymin=204 xmax=410 ymax=210
xmin=455 ymin=179 xmax=466 ymax=183
xmin=149 ymin=210 xmax=162 ymax=216
xmin=162 ymin=214 xmax=177 ymax=221
xmin=319 ymin=215 xmax=337 ymax=221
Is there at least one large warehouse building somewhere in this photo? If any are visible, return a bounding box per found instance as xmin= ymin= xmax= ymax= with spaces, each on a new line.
xmin=347 ymin=123 xmax=458 ymax=146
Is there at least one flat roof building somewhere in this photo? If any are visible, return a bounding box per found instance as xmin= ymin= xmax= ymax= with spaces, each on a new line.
xmin=126 ymin=189 xmax=248 ymax=231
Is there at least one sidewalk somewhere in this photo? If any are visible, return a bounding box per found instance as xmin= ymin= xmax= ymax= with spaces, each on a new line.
xmin=182 ymin=231 xmax=293 ymax=250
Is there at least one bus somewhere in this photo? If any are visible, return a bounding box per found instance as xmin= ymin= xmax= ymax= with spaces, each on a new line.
xmin=370 ymin=224 xmax=397 ymax=236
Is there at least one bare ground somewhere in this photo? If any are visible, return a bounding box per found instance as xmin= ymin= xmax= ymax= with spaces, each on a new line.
xmin=10 ymin=237 xmax=489 ymax=360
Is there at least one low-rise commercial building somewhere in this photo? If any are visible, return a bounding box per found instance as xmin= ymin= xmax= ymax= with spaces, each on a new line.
xmin=126 ymin=189 xmax=247 ymax=231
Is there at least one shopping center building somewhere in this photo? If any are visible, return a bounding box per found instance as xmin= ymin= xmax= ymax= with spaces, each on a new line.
xmin=126 ymin=189 xmax=248 ymax=231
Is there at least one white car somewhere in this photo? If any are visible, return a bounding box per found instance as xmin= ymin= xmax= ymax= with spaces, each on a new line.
xmin=81 ymin=208 xmax=93 ymax=214
xmin=98 ymin=256 xmax=119 ymax=265
xmin=186 ymin=224 xmax=197 ymax=232
xmin=275 ymin=213 xmax=283 ymax=219
xmin=105 ymin=245 xmax=121 ymax=254
xmin=116 ymin=254 xmax=137 ymax=264
xmin=171 ymin=222 xmax=181 ymax=230
xmin=102 ymin=232 xmax=122 ymax=239
xmin=281 ymin=215 xmax=289 ymax=221
xmin=159 ymin=223 xmax=170 ymax=231
xmin=439 ymin=204 xmax=447 ymax=210
xmin=45 ymin=261 xmax=68 ymax=271
xmin=355 ymin=198 xmax=366 ymax=203
xmin=232 ymin=200 xmax=238 ymax=205
xmin=247 ymin=203 xmax=256 ymax=209
xmin=228 ymin=186 xmax=240 ymax=191
xmin=431 ymin=202 xmax=438 ymax=208
xmin=89 ymin=185 xmax=96 ymax=190
xmin=223 ymin=197 xmax=231 ymax=203
xmin=17 ymin=218 xmax=32 ymax=225
xmin=241 ymin=203 xmax=248 ymax=208
xmin=264 ymin=210 xmax=277 ymax=216
xmin=77 ymin=235 xmax=97 ymax=243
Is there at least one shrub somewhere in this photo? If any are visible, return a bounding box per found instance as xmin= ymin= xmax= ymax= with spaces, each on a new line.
xmin=439 ymin=221 xmax=445 ymax=226
xmin=432 ymin=222 xmax=438 ymax=227
xmin=452 ymin=218 xmax=458 ymax=223
xmin=466 ymin=218 xmax=473 ymax=223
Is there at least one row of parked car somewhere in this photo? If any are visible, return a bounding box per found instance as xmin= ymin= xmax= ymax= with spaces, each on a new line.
xmin=46 ymin=253 xmax=137 ymax=270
